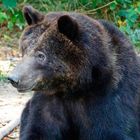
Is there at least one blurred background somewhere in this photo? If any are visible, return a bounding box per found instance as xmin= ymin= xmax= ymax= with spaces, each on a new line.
xmin=0 ymin=0 xmax=140 ymax=139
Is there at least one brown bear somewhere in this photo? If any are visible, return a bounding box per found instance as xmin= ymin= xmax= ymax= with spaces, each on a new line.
xmin=8 ymin=5 xmax=140 ymax=140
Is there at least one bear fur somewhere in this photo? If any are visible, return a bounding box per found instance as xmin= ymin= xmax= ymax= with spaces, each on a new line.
xmin=9 ymin=6 xmax=140 ymax=140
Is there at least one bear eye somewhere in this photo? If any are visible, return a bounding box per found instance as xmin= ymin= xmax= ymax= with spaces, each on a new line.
xmin=36 ymin=51 xmax=46 ymax=62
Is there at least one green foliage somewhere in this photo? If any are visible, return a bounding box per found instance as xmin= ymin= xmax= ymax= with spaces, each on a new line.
xmin=0 ymin=0 xmax=140 ymax=48
xmin=0 ymin=70 xmax=7 ymax=82
xmin=2 ymin=0 xmax=17 ymax=8
xmin=115 ymin=0 xmax=140 ymax=47
xmin=0 ymin=0 xmax=24 ymax=30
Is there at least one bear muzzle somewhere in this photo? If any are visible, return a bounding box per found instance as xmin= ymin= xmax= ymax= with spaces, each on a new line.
xmin=8 ymin=75 xmax=19 ymax=88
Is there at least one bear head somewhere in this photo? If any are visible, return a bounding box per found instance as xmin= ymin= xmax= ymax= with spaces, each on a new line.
xmin=8 ymin=6 xmax=120 ymax=96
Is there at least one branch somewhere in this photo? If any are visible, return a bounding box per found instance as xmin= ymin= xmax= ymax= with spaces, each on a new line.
xmin=86 ymin=1 xmax=115 ymax=13
xmin=0 ymin=117 xmax=20 ymax=139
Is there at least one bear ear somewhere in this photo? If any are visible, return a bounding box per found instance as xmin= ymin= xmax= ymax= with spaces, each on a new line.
xmin=58 ymin=15 xmax=79 ymax=40
xmin=23 ymin=6 xmax=44 ymax=25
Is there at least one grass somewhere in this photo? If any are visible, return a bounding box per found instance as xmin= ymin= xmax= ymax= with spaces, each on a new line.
xmin=0 ymin=72 xmax=8 ymax=83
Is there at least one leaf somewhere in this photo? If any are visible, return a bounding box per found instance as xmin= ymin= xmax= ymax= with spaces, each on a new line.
xmin=0 ymin=12 xmax=8 ymax=23
xmin=137 ymin=5 xmax=140 ymax=14
xmin=2 ymin=0 xmax=17 ymax=8
xmin=126 ymin=19 xmax=134 ymax=27
xmin=126 ymin=8 xmax=138 ymax=22
xmin=16 ymin=22 xmax=24 ymax=30
xmin=7 ymin=21 xmax=14 ymax=30
xmin=110 ymin=2 xmax=117 ymax=10
xmin=118 ymin=10 xmax=127 ymax=17
xmin=124 ymin=0 xmax=132 ymax=4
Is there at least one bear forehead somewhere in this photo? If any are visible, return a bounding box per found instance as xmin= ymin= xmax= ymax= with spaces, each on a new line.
xmin=20 ymin=11 xmax=107 ymax=55
xmin=24 ymin=13 xmax=102 ymax=38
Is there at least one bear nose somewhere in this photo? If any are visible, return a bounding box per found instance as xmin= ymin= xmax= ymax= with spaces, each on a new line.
xmin=8 ymin=76 xmax=19 ymax=88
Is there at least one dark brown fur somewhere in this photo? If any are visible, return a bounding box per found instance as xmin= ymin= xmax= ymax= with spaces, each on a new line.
xmin=8 ymin=6 xmax=140 ymax=140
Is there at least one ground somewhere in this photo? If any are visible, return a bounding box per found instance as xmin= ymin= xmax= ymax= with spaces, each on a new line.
xmin=0 ymin=83 xmax=33 ymax=140
xmin=0 ymin=53 xmax=33 ymax=140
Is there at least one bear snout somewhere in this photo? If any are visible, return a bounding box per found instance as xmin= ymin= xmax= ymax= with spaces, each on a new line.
xmin=8 ymin=75 xmax=19 ymax=88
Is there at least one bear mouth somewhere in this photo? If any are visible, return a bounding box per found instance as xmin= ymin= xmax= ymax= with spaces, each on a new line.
xmin=17 ymin=82 xmax=37 ymax=93
xmin=17 ymin=80 xmax=50 ymax=93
